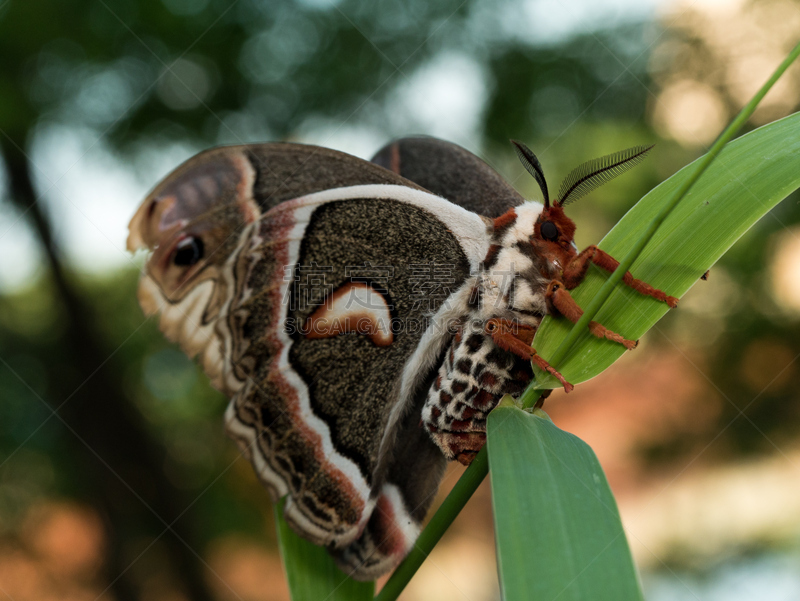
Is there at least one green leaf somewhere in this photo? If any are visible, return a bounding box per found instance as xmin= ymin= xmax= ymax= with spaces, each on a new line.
xmin=488 ymin=404 xmax=643 ymax=601
xmin=274 ymin=499 xmax=374 ymax=601
xmin=532 ymin=112 xmax=800 ymax=389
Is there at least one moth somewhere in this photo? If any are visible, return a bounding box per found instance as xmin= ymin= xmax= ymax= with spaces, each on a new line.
xmin=127 ymin=137 xmax=677 ymax=580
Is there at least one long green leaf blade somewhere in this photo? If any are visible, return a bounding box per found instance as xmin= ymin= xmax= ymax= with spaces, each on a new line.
xmin=488 ymin=403 xmax=643 ymax=601
xmin=532 ymin=112 xmax=800 ymax=388
xmin=274 ymin=499 xmax=374 ymax=601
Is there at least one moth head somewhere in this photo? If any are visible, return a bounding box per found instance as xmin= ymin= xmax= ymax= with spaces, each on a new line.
xmin=511 ymin=140 xmax=653 ymax=250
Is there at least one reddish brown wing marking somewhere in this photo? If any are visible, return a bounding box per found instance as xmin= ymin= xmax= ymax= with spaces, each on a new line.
xmin=304 ymin=282 xmax=394 ymax=347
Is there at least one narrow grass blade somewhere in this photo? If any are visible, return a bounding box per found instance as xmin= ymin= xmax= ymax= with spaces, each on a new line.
xmin=274 ymin=499 xmax=374 ymax=601
xmin=488 ymin=403 xmax=643 ymax=601
xmin=375 ymin=448 xmax=490 ymax=601
xmin=531 ymin=112 xmax=800 ymax=389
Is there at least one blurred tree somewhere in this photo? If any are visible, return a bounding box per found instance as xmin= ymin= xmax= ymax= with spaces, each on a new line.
xmin=637 ymin=0 xmax=800 ymax=465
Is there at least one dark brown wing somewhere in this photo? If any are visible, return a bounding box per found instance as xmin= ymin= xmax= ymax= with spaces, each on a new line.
xmin=371 ymin=136 xmax=524 ymax=217
xmin=128 ymin=143 xmax=491 ymax=579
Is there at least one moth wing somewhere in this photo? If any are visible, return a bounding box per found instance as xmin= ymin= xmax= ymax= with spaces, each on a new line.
xmin=126 ymin=142 xmax=427 ymax=373
xmin=371 ymin=136 xmax=524 ymax=217
xmin=128 ymin=144 xmax=491 ymax=579
xmin=229 ymin=184 xmax=489 ymax=579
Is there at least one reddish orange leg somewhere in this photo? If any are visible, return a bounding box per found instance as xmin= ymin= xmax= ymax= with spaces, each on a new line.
xmin=563 ymin=245 xmax=679 ymax=308
xmin=546 ymin=281 xmax=638 ymax=350
xmin=485 ymin=319 xmax=574 ymax=393
xmin=528 ymin=350 xmax=574 ymax=393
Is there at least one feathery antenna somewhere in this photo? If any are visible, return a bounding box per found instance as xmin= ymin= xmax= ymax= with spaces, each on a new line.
xmin=511 ymin=140 xmax=549 ymax=208
xmin=557 ymin=145 xmax=654 ymax=207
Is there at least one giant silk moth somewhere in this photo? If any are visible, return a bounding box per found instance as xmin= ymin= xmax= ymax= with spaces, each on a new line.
xmin=127 ymin=137 xmax=676 ymax=579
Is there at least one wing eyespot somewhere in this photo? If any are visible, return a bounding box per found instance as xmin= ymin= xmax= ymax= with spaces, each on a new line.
xmin=173 ymin=236 xmax=204 ymax=266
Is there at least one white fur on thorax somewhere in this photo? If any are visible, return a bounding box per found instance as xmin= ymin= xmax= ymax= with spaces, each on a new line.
xmin=476 ymin=201 xmax=554 ymax=322
xmin=501 ymin=201 xmax=544 ymax=246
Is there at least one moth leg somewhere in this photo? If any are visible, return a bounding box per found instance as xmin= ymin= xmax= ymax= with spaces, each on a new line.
xmin=546 ymin=281 xmax=638 ymax=350
xmin=533 ymin=389 xmax=551 ymax=410
xmin=563 ymin=245 xmax=679 ymax=308
xmin=485 ymin=319 xmax=574 ymax=393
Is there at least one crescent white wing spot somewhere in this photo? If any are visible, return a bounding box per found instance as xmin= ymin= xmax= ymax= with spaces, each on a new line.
xmin=305 ymin=282 xmax=393 ymax=347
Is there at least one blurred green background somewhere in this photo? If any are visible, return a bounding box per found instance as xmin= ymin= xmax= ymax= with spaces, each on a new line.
xmin=1 ymin=0 xmax=799 ymax=599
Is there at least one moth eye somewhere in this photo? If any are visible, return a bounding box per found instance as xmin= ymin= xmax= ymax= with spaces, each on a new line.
xmin=540 ymin=221 xmax=559 ymax=242
xmin=173 ymin=236 xmax=204 ymax=266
